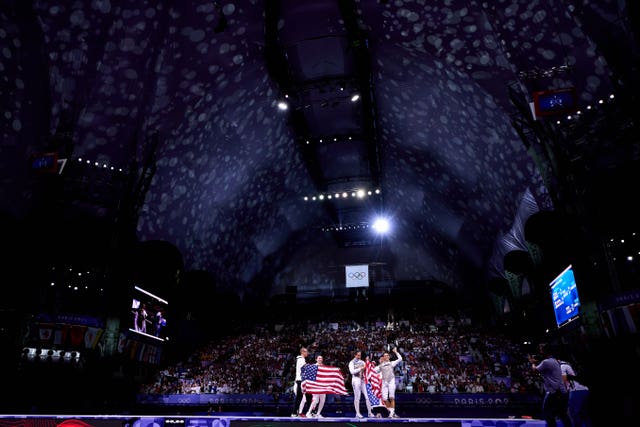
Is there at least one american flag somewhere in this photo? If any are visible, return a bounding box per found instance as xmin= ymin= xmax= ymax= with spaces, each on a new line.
xmin=364 ymin=359 xmax=383 ymax=406
xmin=301 ymin=364 xmax=348 ymax=395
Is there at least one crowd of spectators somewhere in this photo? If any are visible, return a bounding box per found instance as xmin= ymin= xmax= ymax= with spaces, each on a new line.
xmin=139 ymin=312 xmax=546 ymax=397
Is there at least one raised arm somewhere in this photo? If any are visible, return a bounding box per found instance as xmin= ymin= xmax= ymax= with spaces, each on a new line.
xmin=391 ymin=348 xmax=402 ymax=366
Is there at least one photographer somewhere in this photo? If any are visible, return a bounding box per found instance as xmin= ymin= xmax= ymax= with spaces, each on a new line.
xmin=529 ymin=343 xmax=573 ymax=427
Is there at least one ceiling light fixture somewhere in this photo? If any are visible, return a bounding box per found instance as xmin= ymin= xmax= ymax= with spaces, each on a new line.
xmin=302 ymin=188 xmax=382 ymax=201
xmin=372 ymin=217 xmax=391 ymax=234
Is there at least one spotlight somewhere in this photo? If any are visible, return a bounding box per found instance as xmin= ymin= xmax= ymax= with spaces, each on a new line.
xmin=372 ymin=217 xmax=391 ymax=234
xmin=277 ymin=101 xmax=288 ymax=111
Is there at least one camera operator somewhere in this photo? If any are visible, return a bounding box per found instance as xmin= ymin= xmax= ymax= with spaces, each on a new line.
xmin=529 ymin=343 xmax=573 ymax=427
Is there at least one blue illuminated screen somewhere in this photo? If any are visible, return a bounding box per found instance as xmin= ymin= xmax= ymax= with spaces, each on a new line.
xmin=549 ymin=264 xmax=581 ymax=328
xmin=533 ymin=88 xmax=577 ymax=116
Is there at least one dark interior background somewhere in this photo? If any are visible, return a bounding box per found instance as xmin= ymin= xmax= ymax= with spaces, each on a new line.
xmin=0 ymin=0 xmax=639 ymax=420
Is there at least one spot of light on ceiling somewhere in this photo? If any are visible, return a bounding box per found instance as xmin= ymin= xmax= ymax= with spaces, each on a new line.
xmin=372 ymin=217 xmax=390 ymax=234
xmin=277 ymin=101 xmax=288 ymax=110
xmin=351 ymin=94 xmax=360 ymax=102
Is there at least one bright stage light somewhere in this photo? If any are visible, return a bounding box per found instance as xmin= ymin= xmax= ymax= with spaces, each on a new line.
xmin=372 ymin=217 xmax=390 ymax=234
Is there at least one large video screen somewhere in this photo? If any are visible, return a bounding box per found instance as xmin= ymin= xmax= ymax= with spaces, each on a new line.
xmin=549 ymin=264 xmax=581 ymax=328
xmin=129 ymin=285 xmax=168 ymax=342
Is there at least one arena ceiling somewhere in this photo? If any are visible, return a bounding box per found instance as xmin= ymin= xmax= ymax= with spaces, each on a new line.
xmin=1 ymin=1 xmax=638 ymax=305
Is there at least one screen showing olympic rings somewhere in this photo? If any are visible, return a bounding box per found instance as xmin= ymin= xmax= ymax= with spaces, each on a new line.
xmin=345 ymin=264 xmax=369 ymax=288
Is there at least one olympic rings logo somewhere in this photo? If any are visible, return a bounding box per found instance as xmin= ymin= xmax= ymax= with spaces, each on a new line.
xmin=348 ymin=272 xmax=367 ymax=280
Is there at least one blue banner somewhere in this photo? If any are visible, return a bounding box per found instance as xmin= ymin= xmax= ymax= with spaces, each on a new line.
xmin=138 ymin=393 xmax=540 ymax=408
xmin=138 ymin=393 xmax=273 ymax=406
xmin=35 ymin=312 xmax=105 ymax=328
